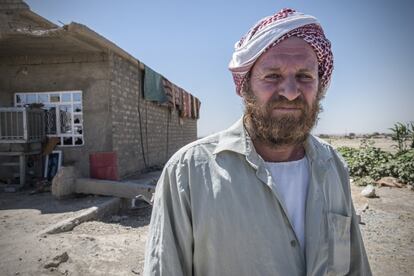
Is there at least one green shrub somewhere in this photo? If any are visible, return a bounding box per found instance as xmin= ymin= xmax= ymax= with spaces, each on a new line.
xmin=337 ymin=140 xmax=414 ymax=185
xmin=392 ymin=149 xmax=414 ymax=184
xmin=389 ymin=122 xmax=413 ymax=152
xmin=337 ymin=140 xmax=392 ymax=180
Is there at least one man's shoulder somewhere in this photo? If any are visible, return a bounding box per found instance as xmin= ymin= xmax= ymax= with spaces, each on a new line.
xmin=165 ymin=131 xmax=224 ymax=168
xmin=310 ymin=134 xmax=335 ymax=152
xmin=308 ymin=135 xmax=347 ymax=166
xmin=166 ymin=118 xmax=245 ymax=168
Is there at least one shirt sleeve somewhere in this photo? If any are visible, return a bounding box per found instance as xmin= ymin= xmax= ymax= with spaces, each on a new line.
xmin=331 ymin=147 xmax=372 ymax=275
xmin=143 ymin=162 xmax=193 ymax=276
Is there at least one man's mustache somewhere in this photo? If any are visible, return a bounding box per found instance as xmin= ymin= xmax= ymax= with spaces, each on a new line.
xmin=266 ymin=97 xmax=306 ymax=110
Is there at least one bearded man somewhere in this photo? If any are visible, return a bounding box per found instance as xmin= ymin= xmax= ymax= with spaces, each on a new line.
xmin=144 ymin=8 xmax=371 ymax=276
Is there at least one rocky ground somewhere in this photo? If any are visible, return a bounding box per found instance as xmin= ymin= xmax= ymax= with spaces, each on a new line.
xmin=351 ymin=184 xmax=414 ymax=275
xmin=0 ymin=191 xmax=152 ymax=276
xmin=1 ymin=182 xmax=413 ymax=275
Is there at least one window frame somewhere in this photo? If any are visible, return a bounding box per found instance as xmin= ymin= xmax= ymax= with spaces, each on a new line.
xmin=14 ymin=91 xmax=85 ymax=147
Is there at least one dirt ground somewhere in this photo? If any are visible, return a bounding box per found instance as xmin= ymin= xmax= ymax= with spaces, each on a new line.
xmin=0 ymin=192 xmax=151 ymax=276
xmin=1 ymin=183 xmax=413 ymax=275
xmin=326 ymin=136 xmax=396 ymax=153
xmin=351 ymin=184 xmax=414 ymax=276
xmin=0 ymin=136 xmax=412 ymax=275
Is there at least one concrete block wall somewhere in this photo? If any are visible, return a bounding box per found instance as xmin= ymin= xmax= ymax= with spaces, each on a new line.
xmin=109 ymin=54 xmax=143 ymax=177
xmin=0 ymin=1 xmax=54 ymax=35
xmin=0 ymin=52 xmax=198 ymax=180
xmin=0 ymin=53 xmax=113 ymax=178
xmin=109 ymin=53 xmax=197 ymax=178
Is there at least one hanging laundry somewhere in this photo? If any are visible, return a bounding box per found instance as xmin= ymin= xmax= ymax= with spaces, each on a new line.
xmin=162 ymin=77 xmax=175 ymax=108
xmin=143 ymin=65 xmax=167 ymax=103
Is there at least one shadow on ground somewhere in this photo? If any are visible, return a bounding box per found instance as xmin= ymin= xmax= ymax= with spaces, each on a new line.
xmin=0 ymin=190 xmax=112 ymax=214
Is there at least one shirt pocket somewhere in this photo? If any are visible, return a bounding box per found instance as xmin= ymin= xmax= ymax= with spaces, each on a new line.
xmin=327 ymin=212 xmax=351 ymax=276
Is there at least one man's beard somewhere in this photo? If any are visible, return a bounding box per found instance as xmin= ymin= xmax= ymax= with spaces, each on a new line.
xmin=243 ymin=85 xmax=323 ymax=148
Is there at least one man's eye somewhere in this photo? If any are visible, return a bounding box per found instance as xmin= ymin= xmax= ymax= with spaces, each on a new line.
xmin=297 ymin=74 xmax=313 ymax=81
xmin=264 ymin=74 xmax=281 ymax=80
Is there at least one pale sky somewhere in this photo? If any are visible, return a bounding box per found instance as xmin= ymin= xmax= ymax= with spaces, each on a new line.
xmin=26 ymin=0 xmax=414 ymax=136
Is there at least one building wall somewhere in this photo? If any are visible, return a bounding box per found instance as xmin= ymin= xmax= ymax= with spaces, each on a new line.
xmin=0 ymin=52 xmax=198 ymax=180
xmin=0 ymin=53 xmax=113 ymax=177
xmin=0 ymin=3 xmax=55 ymax=35
xmin=109 ymin=53 xmax=197 ymax=178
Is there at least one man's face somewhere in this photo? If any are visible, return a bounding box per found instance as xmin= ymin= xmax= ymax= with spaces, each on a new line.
xmin=243 ymin=36 xmax=322 ymax=147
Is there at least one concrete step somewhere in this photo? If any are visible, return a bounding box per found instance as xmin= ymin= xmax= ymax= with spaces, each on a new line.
xmin=1 ymin=184 xmax=23 ymax=192
xmin=0 ymin=162 xmax=19 ymax=166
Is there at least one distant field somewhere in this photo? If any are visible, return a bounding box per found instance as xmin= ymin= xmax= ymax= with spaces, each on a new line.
xmin=317 ymin=136 xmax=396 ymax=153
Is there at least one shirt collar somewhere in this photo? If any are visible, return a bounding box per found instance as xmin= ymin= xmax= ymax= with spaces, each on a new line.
xmin=212 ymin=116 xmax=248 ymax=156
xmin=304 ymin=134 xmax=333 ymax=164
xmin=213 ymin=115 xmax=333 ymax=164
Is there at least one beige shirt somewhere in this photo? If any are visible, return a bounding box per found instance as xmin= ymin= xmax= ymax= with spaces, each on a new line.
xmin=144 ymin=117 xmax=372 ymax=276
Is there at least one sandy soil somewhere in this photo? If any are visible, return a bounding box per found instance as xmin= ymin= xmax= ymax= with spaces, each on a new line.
xmin=351 ymin=184 xmax=414 ymax=276
xmin=0 ymin=191 xmax=152 ymax=276
xmin=1 ymin=182 xmax=413 ymax=276
xmin=326 ymin=137 xmax=397 ymax=153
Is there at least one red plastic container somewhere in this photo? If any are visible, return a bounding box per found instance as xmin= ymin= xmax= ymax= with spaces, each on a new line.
xmin=89 ymin=152 xmax=119 ymax=180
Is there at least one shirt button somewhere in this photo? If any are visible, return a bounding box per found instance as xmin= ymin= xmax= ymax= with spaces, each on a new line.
xmin=290 ymin=240 xmax=297 ymax=247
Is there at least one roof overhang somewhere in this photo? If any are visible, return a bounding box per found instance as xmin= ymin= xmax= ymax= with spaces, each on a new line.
xmin=0 ymin=21 xmax=139 ymax=66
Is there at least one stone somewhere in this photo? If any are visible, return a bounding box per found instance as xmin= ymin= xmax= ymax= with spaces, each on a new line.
xmin=361 ymin=185 xmax=376 ymax=198
xmin=376 ymin=177 xmax=404 ymax=188
xmin=44 ymin=252 xmax=69 ymax=269
xmin=51 ymin=166 xmax=76 ymax=199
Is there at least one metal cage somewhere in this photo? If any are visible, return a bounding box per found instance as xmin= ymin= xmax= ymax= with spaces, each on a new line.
xmin=0 ymin=107 xmax=45 ymax=143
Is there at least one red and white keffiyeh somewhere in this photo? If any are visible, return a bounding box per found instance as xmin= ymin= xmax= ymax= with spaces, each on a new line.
xmin=229 ymin=8 xmax=333 ymax=96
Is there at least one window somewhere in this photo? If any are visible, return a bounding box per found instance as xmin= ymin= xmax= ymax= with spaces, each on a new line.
xmin=15 ymin=91 xmax=84 ymax=147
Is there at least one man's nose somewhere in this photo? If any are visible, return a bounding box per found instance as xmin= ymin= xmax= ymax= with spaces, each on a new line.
xmin=278 ymin=76 xmax=300 ymax=101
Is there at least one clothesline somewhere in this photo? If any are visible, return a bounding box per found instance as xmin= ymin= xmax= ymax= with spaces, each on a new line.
xmin=143 ymin=64 xmax=200 ymax=119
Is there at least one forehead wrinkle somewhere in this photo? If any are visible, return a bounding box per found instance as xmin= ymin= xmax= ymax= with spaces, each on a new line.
xmin=263 ymin=50 xmax=316 ymax=64
xmin=251 ymin=40 xmax=318 ymax=76
xmin=257 ymin=56 xmax=317 ymax=74
xmin=254 ymin=53 xmax=317 ymax=74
